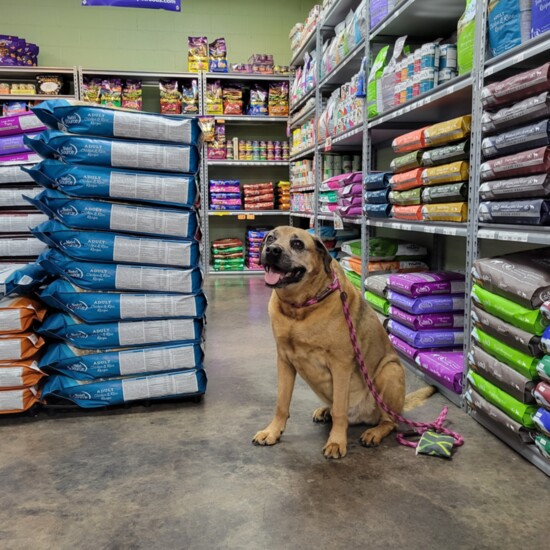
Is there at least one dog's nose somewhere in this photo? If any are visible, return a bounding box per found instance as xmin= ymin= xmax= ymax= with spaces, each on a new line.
xmin=266 ymin=244 xmax=282 ymax=257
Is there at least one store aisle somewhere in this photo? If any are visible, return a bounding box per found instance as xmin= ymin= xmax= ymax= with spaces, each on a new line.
xmin=0 ymin=276 xmax=547 ymax=549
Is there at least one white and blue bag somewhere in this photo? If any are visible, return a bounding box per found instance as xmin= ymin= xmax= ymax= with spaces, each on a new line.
xmin=40 ymin=279 xmax=207 ymax=323
xmin=40 ymin=368 xmax=207 ymax=408
xmin=27 ymin=188 xmax=199 ymax=239
xmin=24 ymin=130 xmax=200 ymax=174
xmin=0 ymin=262 xmax=47 ymax=297
xmin=39 ymin=341 xmax=204 ymax=380
xmin=23 ymin=160 xmax=198 ymax=208
xmin=32 ymin=220 xmax=200 ymax=268
xmin=38 ymin=249 xmax=203 ymax=294
xmin=32 ymin=99 xmax=200 ymax=145
xmin=36 ymin=312 xmax=204 ymax=349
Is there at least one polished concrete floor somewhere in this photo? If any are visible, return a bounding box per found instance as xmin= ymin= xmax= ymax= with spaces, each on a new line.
xmin=1 ymin=276 xmax=548 ymax=550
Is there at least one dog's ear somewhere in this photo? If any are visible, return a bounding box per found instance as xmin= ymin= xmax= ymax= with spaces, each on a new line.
xmin=314 ymin=237 xmax=333 ymax=274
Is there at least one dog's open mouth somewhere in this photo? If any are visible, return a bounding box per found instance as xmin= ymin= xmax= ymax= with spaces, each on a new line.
xmin=264 ymin=266 xmax=306 ymax=287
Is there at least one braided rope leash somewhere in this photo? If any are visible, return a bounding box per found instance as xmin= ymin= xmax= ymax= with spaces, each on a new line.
xmin=335 ymin=276 xmax=464 ymax=450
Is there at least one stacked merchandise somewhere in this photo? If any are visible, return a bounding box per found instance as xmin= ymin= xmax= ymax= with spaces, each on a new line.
xmin=21 ymin=99 xmax=207 ymax=408
xmin=387 ymin=116 xmax=471 ymax=223
xmin=290 ymin=51 xmax=317 ymax=109
xmin=0 ymin=36 xmax=39 ymax=66
xmin=386 ymin=271 xmax=466 ymax=395
xmin=0 ymin=263 xmax=47 ymax=415
xmin=82 ymin=78 xmax=151 ymax=112
xmin=212 ymin=238 xmax=244 ymax=272
xmin=289 ymin=5 xmax=321 ymax=58
xmin=466 ymin=250 xmax=550 ymax=464
xmin=243 ymin=182 xmax=274 ymax=211
xmin=209 ymin=179 xmax=242 ymax=211
xmin=291 ymin=118 xmax=315 ymax=155
xmin=479 ymin=63 xmax=550 ymax=226
xmin=227 ymin=138 xmax=288 ymax=162
xmin=364 ymin=171 xmax=392 ymax=219
xmin=363 ymin=238 xmax=430 ymax=317
xmin=370 ymin=1 xmax=396 ymax=29
xmin=312 ymin=226 xmax=360 ymax=261
xmin=277 ymin=181 xmax=290 ymax=211
xmin=0 ymin=112 xmax=48 ymax=261
xmin=290 ymin=191 xmax=315 ymax=214
xmin=318 ymin=172 xmax=362 ymax=218
xmin=290 ymin=159 xmax=314 ymax=190
xmin=246 ymin=228 xmax=269 ymax=271
xmin=319 ymin=173 xmax=349 ymax=216
xmin=321 ymin=153 xmax=361 ymax=180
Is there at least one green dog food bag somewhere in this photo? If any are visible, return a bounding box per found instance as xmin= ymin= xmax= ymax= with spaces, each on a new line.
xmin=471 ymin=284 xmax=548 ymax=336
xmin=390 ymin=150 xmax=424 ymax=174
xmin=467 ymin=370 xmax=538 ymax=428
xmin=457 ymin=0 xmax=476 ymax=75
xmin=534 ymin=434 xmax=550 ymax=460
xmin=365 ymin=291 xmax=390 ymax=316
xmin=389 ymin=188 xmax=422 ymax=206
xmin=471 ymin=327 xmax=539 ymax=379
xmin=367 ymin=46 xmax=389 ymax=118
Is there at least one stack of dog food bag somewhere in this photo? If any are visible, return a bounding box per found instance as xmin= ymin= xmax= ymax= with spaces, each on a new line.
xmin=364 ymin=172 xmax=392 ymax=219
xmin=211 ymin=238 xmax=244 ymax=271
xmin=209 ymin=179 xmax=242 ymax=211
xmin=20 ymin=99 xmax=207 ymax=408
xmin=479 ymin=63 xmax=550 ymax=226
xmin=277 ymin=181 xmax=290 ymax=211
xmin=0 ymin=263 xmax=47 ymax=414
xmin=388 ymin=116 xmax=470 ymax=223
xmin=466 ymin=250 xmax=550 ymax=463
xmin=385 ymin=271 xmax=466 ymax=395
xmin=243 ymin=182 xmax=274 ymax=211
xmin=0 ymin=112 xmax=48 ymax=260
xmin=319 ymin=172 xmax=362 ymax=219
xmin=246 ymin=228 xmax=269 ymax=271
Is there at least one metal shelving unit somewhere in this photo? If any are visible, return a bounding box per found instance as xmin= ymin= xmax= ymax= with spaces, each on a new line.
xmin=0 ymin=66 xmax=79 ymax=100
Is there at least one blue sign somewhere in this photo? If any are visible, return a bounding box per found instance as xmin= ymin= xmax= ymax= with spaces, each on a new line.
xmin=82 ymin=0 xmax=180 ymax=11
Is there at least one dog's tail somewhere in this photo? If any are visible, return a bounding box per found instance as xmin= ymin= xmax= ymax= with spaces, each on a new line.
xmin=403 ymin=386 xmax=437 ymax=412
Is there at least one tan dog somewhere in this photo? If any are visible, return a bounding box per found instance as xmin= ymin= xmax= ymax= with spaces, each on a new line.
xmin=252 ymin=226 xmax=434 ymax=459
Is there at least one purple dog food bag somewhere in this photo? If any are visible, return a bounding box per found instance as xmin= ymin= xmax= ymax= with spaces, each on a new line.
xmin=387 ymin=319 xmax=464 ymax=348
xmin=0 ymin=133 xmax=37 ymax=156
xmin=387 ymin=271 xmax=465 ymax=298
xmin=338 ymin=182 xmax=363 ymax=198
xmin=0 ymin=151 xmax=41 ymax=166
xmin=0 ymin=113 xmax=45 ymax=137
xmin=389 ymin=306 xmax=465 ymax=331
xmin=388 ymin=333 xmax=420 ymax=361
xmin=415 ymin=352 xmax=464 ymax=394
xmin=387 ymin=290 xmax=465 ymax=314
xmin=531 ymin=1 xmax=550 ymax=37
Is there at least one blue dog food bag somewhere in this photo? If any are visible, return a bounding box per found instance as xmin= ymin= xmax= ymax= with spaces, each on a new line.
xmin=488 ymin=0 xmax=522 ymax=57
xmin=40 ymin=279 xmax=207 ymax=323
xmin=0 ymin=262 xmax=47 ymax=297
xmin=40 ymin=368 xmax=207 ymax=408
xmin=38 ymin=249 xmax=203 ymax=294
xmin=27 ymin=188 xmax=199 ymax=239
xmin=31 ymin=220 xmax=200 ymax=268
xmin=36 ymin=312 xmax=204 ymax=349
xmin=39 ymin=341 xmax=204 ymax=380
xmin=32 ymin=99 xmax=200 ymax=145
xmin=23 ymin=159 xmax=197 ymax=208
xmin=24 ymin=130 xmax=200 ymax=174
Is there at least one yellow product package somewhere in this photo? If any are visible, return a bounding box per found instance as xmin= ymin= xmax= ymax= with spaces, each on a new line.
xmin=424 ymin=115 xmax=472 ymax=147
xmin=422 ymin=202 xmax=468 ymax=222
xmin=422 ymin=161 xmax=470 ymax=186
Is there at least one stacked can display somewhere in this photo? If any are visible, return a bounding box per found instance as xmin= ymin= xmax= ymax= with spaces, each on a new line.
xmin=466 ymin=250 xmax=550 ymax=465
xmin=478 ymin=63 xmax=550 ymax=227
xmin=385 ymin=271 xmax=466 ymax=395
xmin=0 ymin=112 xmax=48 ymax=261
xmin=246 ymin=228 xmax=268 ymax=270
xmin=0 ymin=263 xmax=48 ymax=415
xmin=22 ymin=99 xmax=207 ymax=408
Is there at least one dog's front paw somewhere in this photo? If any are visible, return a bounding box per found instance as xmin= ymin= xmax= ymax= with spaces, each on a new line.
xmin=322 ymin=438 xmax=347 ymax=459
xmin=312 ymin=406 xmax=331 ymax=423
xmin=252 ymin=427 xmax=282 ymax=446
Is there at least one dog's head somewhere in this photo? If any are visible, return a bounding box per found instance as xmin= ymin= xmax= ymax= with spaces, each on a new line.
xmin=260 ymin=226 xmax=333 ymax=289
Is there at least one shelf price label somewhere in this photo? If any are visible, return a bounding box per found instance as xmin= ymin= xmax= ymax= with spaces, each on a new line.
xmin=325 ymin=137 xmax=333 ymax=151
xmin=333 ymin=214 xmax=344 ymax=230
xmin=247 ymin=215 xmax=256 ymax=220
xmin=499 ymin=231 xmax=528 ymax=243
xmin=238 ymin=215 xmax=246 ymax=220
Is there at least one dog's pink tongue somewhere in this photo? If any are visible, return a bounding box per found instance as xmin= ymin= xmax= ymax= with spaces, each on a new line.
xmin=264 ymin=269 xmax=283 ymax=286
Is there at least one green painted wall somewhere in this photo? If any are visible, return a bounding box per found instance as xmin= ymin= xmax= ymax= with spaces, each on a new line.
xmin=2 ymin=0 xmax=315 ymax=71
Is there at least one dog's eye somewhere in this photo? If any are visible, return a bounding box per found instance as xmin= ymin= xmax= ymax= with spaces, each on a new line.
xmin=265 ymin=235 xmax=274 ymax=244
xmin=290 ymin=240 xmax=304 ymax=250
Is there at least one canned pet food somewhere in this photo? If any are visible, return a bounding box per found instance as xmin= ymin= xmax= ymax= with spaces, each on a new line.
xmin=439 ymin=44 xmax=458 ymax=71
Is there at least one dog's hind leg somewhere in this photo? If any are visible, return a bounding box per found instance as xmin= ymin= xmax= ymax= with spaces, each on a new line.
xmin=359 ymin=361 xmax=405 ymax=447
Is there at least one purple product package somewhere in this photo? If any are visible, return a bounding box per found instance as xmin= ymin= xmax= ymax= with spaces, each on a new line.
xmin=532 ymin=1 xmax=550 ymax=37
xmin=388 ymin=334 xmax=420 ymax=361
xmin=337 ymin=195 xmax=362 ymax=207
xmin=338 ymin=183 xmax=363 ymax=198
xmin=348 ymin=172 xmax=362 ymax=184
xmin=0 ymin=113 xmax=45 ymax=137
xmin=0 ymin=151 xmax=41 ymax=166
xmin=337 ymin=205 xmax=362 ymax=217
xmin=387 ymin=290 xmax=465 ymax=314
xmin=387 ymin=271 xmax=465 ymax=297
xmin=387 ymin=319 xmax=464 ymax=348
xmin=0 ymin=133 xmax=37 ymax=156
xmin=389 ymin=306 xmax=465 ymax=330
xmin=415 ymin=352 xmax=464 ymax=394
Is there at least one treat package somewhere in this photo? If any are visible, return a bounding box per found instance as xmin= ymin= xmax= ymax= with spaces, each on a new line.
xmin=209 ymin=38 xmax=228 ymax=73
xmin=479 ymin=199 xmax=550 ymax=226
xmin=422 ymin=161 xmax=469 ymax=186
xmin=198 ymin=116 xmax=215 ymax=142
xmin=392 ymin=128 xmax=426 ymax=153
xmin=390 ymin=150 xmax=423 ymax=174
xmin=423 ymin=115 xmax=472 ymax=148
xmin=389 ymin=187 xmax=422 ymax=206
xmin=482 ymin=92 xmax=550 ymax=135
xmin=268 ymin=81 xmax=289 ymax=117
xmin=0 ymin=295 xmax=46 ymax=334
xmin=422 ymin=202 xmax=468 ymax=222
xmin=121 ymin=79 xmax=142 ymax=111
xmin=36 ymin=74 xmax=64 ymax=96
xmin=388 ymin=271 xmax=465 ymax=298
xmin=188 ymin=36 xmax=208 ymax=73
xmin=482 ymin=119 xmax=550 ymax=159
xmin=82 ymin=77 xmax=102 ymax=104
xmin=100 ymin=78 xmax=122 ymax=108
xmin=389 ymin=168 xmax=423 ymax=191
xmin=393 ymin=205 xmax=423 ymax=221
xmin=479 ymin=174 xmax=550 ymax=200
xmin=422 ymin=140 xmax=470 ymax=167
xmin=222 ymin=84 xmax=243 ymax=115
xmin=422 ymin=182 xmax=468 ymax=203
xmin=182 ymin=80 xmax=199 ymax=114
xmin=482 ymin=63 xmax=550 ymax=109
xmin=472 ymin=248 xmax=550 ymax=313
xmin=248 ymin=84 xmax=268 ymax=116
xmin=160 ymin=79 xmax=182 ymax=115
xmin=206 ymin=81 xmax=223 ymax=115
